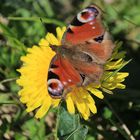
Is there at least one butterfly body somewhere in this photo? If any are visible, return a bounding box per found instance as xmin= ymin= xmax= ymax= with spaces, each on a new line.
xmin=47 ymin=5 xmax=115 ymax=98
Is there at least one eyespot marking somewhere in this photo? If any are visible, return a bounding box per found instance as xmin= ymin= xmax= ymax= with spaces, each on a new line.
xmin=48 ymin=79 xmax=64 ymax=97
xmin=77 ymin=7 xmax=99 ymax=23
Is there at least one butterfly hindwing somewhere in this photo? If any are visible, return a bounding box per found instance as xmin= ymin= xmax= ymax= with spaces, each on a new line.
xmin=47 ymin=55 xmax=82 ymax=98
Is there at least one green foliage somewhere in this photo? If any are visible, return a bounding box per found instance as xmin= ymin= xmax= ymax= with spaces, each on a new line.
xmin=58 ymin=106 xmax=88 ymax=140
xmin=0 ymin=0 xmax=140 ymax=140
xmin=103 ymin=107 xmax=112 ymax=119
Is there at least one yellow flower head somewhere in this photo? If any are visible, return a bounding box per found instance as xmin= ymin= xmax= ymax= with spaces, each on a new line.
xmin=17 ymin=27 xmax=129 ymax=120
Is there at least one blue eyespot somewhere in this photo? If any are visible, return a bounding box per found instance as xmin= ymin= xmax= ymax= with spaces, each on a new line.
xmin=77 ymin=7 xmax=99 ymax=23
xmin=48 ymin=79 xmax=64 ymax=98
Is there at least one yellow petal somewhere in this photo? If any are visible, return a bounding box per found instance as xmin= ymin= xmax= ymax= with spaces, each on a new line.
xmin=87 ymin=83 xmax=101 ymax=88
xmin=82 ymin=111 xmax=89 ymax=120
xmin=116 ymin=72 xmax=129 ymax=79
xmin=62 ymin=26 xmax=66 ymax=33
xmin=39 ymin=38 xmax=49 ymax=47
xmin=116 ymin=83 xmax=126 ymax=89
xmin=66 ymin=95 xmax=75 ymax=114
xmin=35 ymin=97 xmax=51 ymax=118
xmin=102 ymin=72 xmax=129 ymax=83
xmin=56 ymin=27 xmax=63 ymax=41
xmin=56 ymin=26 xmax=66 ymax=42
xmin=46 ymin=33 xmax=60 ymax=45
xmin=101 ymin=87 xmax=114 ymax=94
xmin=86 ymin=94 xmax=97 ymax=114
xmin=102 ymin=82 xmax=116 ymax=90
xmin=26 ymin=100 xmax=42 ymax=112
xmin=84 ymin=105 xmax=90 ymax=120
xmin=102 ymin=82 xmax=126 ymax=90
xmin=87 ymin=87 xmax=104 ymax=99
xmin=74 ymin=96 xmax=86 ymax=114
xmin=105 ymin=59 xmax=124 ymax=70
xmin=52 ymin=99 xmax=61 ymax=107
xmin=71 ymin=89 xmax=87 ymax=117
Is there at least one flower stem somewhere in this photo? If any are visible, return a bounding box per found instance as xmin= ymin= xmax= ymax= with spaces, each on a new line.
xmin=105 ymin=98 xmax=136 ymax=140
xmin=0 ymin=77 xmax=17 ymax=84
xmin=109 ymin=118 xmax=130 ymax=140
xmin=54 ymin=101 xmax=63 ymax=140
xmin=54 ymin=108 xmax=59 ymax=140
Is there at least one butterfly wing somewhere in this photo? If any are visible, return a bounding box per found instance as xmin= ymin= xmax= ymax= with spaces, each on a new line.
xmin=47 ymin=55 xmax=82 ymax=98
xmin=61 ymin=5 xmax=115 ymax=86
xmin=62 ymin=5 xmax=105 ymax=45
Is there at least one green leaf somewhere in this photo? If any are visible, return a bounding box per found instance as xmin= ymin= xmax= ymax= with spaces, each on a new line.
xmin=65 ymin=126 xmax=88 ymax=140
xmin=14 ymin=132 xmax=27 ymax=140
xmin=38 ymin=0 xmax=54 ymax=17
xmin=22 ymin=118 xmax=46 ymax=140
xmin=58 ymin=106 xmax=88 ymax=140
xmin=86 ymin=135 xmax=96 ymax=140
xmin=0 ymin=23 xmax=26 ymax=52
xmin=0 ymin=93 xmax=18 ymax=105
xmin=103 ymin=107 xmax=112 ymax=119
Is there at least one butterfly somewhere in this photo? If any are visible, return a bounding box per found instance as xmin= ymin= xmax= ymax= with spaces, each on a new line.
xmin=47 ymin=5 xmax=115 ymax=98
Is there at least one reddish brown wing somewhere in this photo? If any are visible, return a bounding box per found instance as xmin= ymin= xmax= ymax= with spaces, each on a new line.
xmin=70 ymin=32 xmax=114 ymax=65
xmin=62 ymin=5 xmax=105 ymax=45
xmin=61 ymin=5 xmax=115 ymax=86
xmin=47 ymin=55 xmax=82 ymax=98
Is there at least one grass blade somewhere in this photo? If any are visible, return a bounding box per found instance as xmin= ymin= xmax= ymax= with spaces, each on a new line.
xmin=8 ymin=17 xmax=65 ymax=26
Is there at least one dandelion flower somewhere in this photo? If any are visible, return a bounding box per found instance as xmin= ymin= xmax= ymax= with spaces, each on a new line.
xmin=17 ymin=27 xmax=129 ymax=120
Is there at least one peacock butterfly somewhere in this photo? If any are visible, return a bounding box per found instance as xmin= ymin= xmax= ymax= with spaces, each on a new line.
xmin=47 ymin=5 xmax=115 ymax=98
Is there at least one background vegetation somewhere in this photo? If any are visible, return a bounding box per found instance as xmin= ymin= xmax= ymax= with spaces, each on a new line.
xmin=0 ymin=0 xmax=140 ymax=139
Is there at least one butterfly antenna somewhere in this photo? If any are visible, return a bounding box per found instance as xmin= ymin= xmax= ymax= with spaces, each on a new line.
xmin=39 ymin=18 xmax=54 ymax=47
xmin=40 ymin=17 xmax=48 ymax=32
